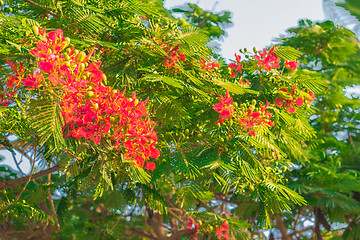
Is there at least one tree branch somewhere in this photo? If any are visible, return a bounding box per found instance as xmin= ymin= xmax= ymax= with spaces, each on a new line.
xmin=47 ymin=173 xmax=60 ymax=231
xmin=130 ymin=227 xmax=157 ymax=240
xmin=23 ymin=0 xmax=61 ymax=18
xmin=166 ymin=230 xmax=187 ymax=240
xmin=274 ymin=215 xmax=291 ymax=240
xmin=0 ymin=165 xmax=60 ymax=191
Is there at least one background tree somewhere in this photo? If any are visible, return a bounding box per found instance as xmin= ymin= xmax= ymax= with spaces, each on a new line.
xmin=263 ymin=20 xmax=360 ymax=240
xmin=324 ymin=0 xmax=360 ymax=38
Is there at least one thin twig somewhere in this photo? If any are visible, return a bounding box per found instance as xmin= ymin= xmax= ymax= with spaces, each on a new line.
xmin=64 ymin=149 xmax=82 ymax=162
xmin=111 ymin=216 xmax=122 ymax=231
xmin=12 ymin=138 xmax=37 ymax=205
xmin=23 ymin=0 xmax=61 ymax=18
xmin=11 ymin=151 xmax=25 ymax=176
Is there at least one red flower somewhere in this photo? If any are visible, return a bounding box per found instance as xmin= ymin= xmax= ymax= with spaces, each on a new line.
xmin=215 ymin=117 xmax=225 ymax=124
xmin=216 ymin=220 xmax=230 ymax=240
xmin=149 ymin=146 xmax=160 ymax=159
xmin=48 ymin=73 xmax=65 ymax=86
xmin=200 ymin=58 xmax=220 ymax=72
xmin=213 ymin=89 xmax=234 ymax=123
xmin=145 ymin=162 xmax=155 ymax=171
xmin=163 ymin=44 xmax=186 ymax=73
xmin=254 ymin=46 xmax=280 ymax=71
xmin=239 ymin=101 xmax=274 ymax=136
xmin=38 ymin=60 xmax=55 ymax=73
xmin=275 ymin=86 xmax=311 ymax=113
xmin=186 ymin=217 xmax=199 ymax=239
xmin=306 ymin=91 xmax=315 ymax=104
xmin=5 ymin=61 xmax=24 ymax=88
xmin=47 ymin=29 xmax=64 ymax=42
xmin=86 ymin=62 xmax=104 ymax=83
xmin=285 ymin=60 xmax=299 ymax=70
xmin=295 ymin=97 xmax=304 ymax=107
xmin=229 ymin=53 xmax=242 ymax=78
xmin=22 ymin=73 xmax=43 ymax=89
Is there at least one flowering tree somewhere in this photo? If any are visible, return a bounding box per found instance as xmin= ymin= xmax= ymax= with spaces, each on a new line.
xmin=0 ymin=1 xmax=342 ymax=240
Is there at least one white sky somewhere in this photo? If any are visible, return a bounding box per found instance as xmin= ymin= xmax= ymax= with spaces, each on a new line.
xmin=164 ymin=0 xmax=326 ymax=60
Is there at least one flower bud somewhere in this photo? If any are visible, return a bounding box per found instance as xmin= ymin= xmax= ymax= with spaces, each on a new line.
xmin=86 ymin=91 xmax=95 ymax=98
xmin=65 ymin=37 xmax=71 ymax=45
xmin=78 ymin=51 xmax=86 ymax=62
xmin=64 ymin=53 xmax=70 ymax=61
xmin=79 ymin=63 xmax=85 ymax=72
xmin=32 ymin=25 xmax=39 ymax=36
xmin=227 ymin=68 xmax=232 ymax=75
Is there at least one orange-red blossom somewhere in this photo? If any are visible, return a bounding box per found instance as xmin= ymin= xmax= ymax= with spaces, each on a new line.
xmin=3 ymin=28 xmax=159 ymax=170
xmin=275 ymin=85 xmax=315 ymax=114
xmin=216 ymin=220 xmax=230 ymax=240
xmin=213 ymin=90 xmax=274 ymax=136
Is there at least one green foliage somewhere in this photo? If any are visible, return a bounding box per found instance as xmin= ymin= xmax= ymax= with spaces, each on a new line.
xmin=27 ymin=97 xmax=65 ymax=149
xmin=172 ymin=3 xmax=232 ymax=40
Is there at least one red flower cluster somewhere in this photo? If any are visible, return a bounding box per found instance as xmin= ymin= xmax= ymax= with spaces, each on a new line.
xmin=5 ymin=28 xmax=159 ymax=170
xmin=0 ymin=61 xmax=24 ymax=106
xmin=186 ymin=217 xmax=199 ymax=239
xmin=229 ymin=53 xmax=242 ymax=78
xmin=213 ymin=89 xmax=234 ymax=124
xmin=200 ymin=57 xmax=219 ymax=72
xmin=163 ymin=44 xmax=185 ymax=73
xmin=285 ymin=60 xmax=299 ymax=70
xmin=254 ymin=46 xmax=280 ymax=71
xmin=216 ymin=220 xmax=230 ymax=240
xmin=239 ymin=101 xmax=274 ymax=136
xmin=275 ymin=86 xmax=314 ymax=114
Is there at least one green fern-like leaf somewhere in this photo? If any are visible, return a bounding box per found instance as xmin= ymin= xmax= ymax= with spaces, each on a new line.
xmin=275 ymin=46 xmax=302 ymax=60
xmin=27 ymin=97 xmax=65 ymax=149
